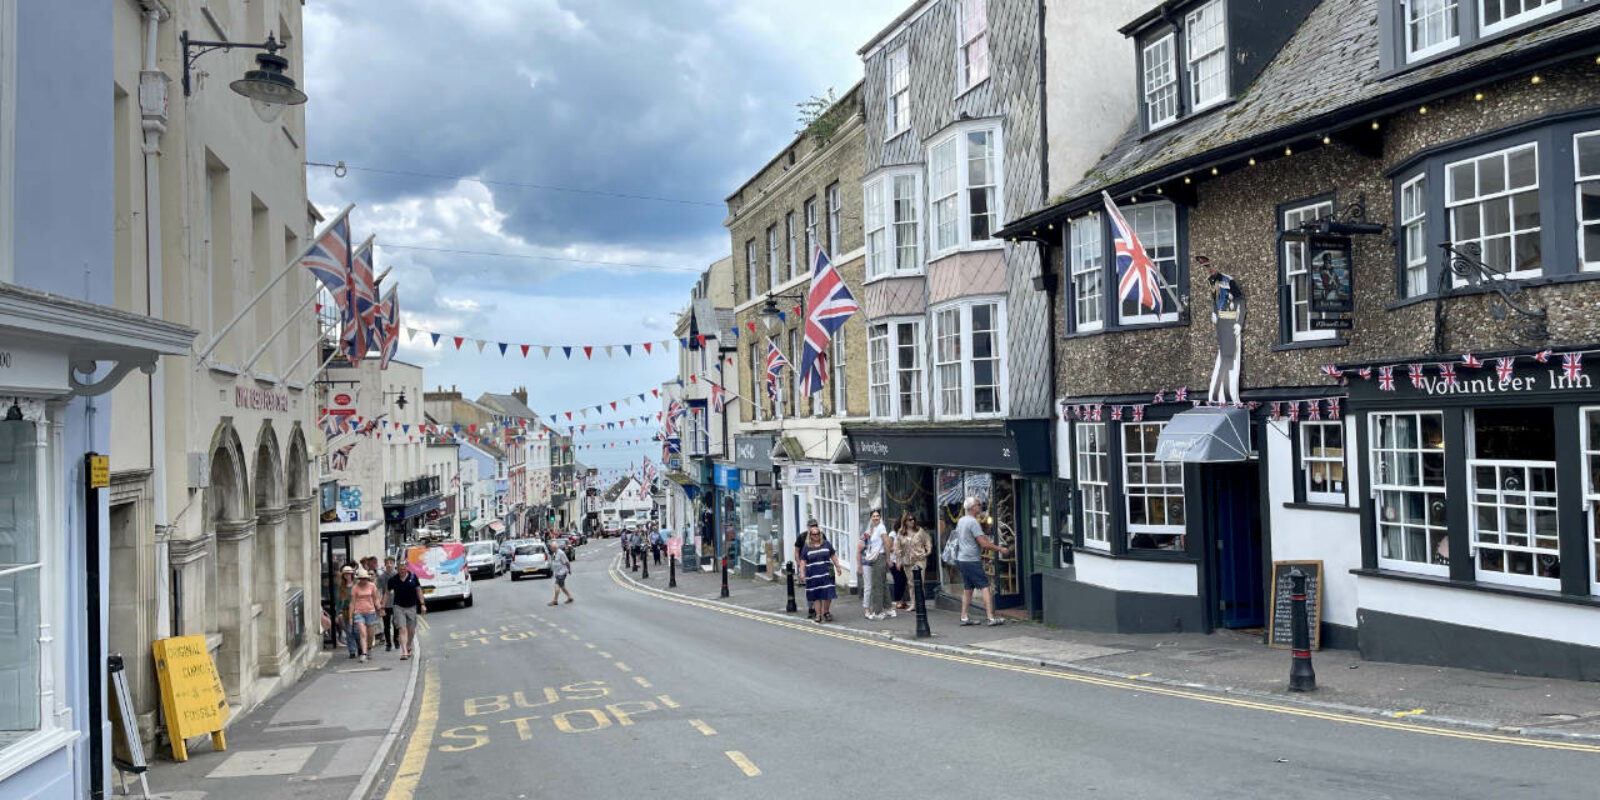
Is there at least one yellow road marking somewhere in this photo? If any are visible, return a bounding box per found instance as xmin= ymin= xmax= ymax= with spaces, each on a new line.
xmin=632 ymin=676 xmax=653 ymax=689
xmin=689 ymin=719 xmax=716 ymax=736
xmin=725 ymin=750 xmax=760 ymax=776
xmin=657 ymin=695 xmax=680 ymax=708
xmin=569 ymin=635 xmax=581 ymax=641
xmin=1129 ymin=673 xmax=1151 ymax=679
xmin=614 ymin=662 xmax=632 ymax=673
xmin=1394 ymin=708 xmax=1427 ymax=718
xmin=609 ymin=564 xmax=1600 ymax=754
xmin=598 ymin=651 xmax=613 ymax=659
xmin=385 ymin=663 xmax=440 ymax=800
xmin=585 ymin=643 xmax=596 ymax=649
xmin=559 ymin=628 xmax=569 ymax=634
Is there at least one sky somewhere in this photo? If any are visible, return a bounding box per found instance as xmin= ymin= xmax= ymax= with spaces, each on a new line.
xmin=302 ymin=0 xmax=894 ymax=475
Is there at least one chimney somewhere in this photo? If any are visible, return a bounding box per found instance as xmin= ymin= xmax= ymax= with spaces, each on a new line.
xmin=513 ymin=385 xmax=528 ymax=406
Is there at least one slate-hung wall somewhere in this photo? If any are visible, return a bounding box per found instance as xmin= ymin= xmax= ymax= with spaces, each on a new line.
xmin=1054 ymin=62 xmax=1600 ymax=399
xmin=727 ymin=86 xmax=869 ymax=420
xmin=860 ymin=0 xmax=1050 ymax=420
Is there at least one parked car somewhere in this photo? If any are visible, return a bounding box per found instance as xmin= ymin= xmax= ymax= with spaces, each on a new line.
xmin=465 ymin=541 xmax=502 ymax=579
xmin=573 ymin=527 xmax=588 ymax=545
xmin=405 ymin=541 xmax=474 ymax=608
xmin=510 ymin=542 xmax=551 ymax=580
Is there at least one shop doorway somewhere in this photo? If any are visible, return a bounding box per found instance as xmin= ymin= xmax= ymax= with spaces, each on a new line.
xmin=1202 ymin=462 xmax=1264 ymax=629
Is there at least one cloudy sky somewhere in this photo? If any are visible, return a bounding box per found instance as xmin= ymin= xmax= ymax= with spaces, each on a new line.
xmin=302 ymin=0 xmax=892 ymax=474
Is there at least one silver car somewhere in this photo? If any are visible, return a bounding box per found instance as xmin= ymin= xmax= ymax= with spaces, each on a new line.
xmin=465 ymin=541 xmax=502 ymax=579
xmin=509 ymin=542 xmax=551 ymax=580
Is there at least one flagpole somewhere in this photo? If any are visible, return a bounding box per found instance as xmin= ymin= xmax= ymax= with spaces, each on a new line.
xmin=196 ymin=202 xmax=354 ymax=363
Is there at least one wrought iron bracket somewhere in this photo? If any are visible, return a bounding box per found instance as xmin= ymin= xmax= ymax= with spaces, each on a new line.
xmin=1432 ymin=241 xmax=1549 ymax=353
xmin=181 ymin=30 xmax=285 ymax=97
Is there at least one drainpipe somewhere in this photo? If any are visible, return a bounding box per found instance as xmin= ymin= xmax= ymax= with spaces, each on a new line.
xmin=138 ymin=1 xmax=174 ymax=639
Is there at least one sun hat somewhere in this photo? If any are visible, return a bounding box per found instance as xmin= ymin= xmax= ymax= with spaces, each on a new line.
xmin=356 ymin=569 xmax=372 ymax=579
xmin=341 ymin=565 xmax=355 ymax=574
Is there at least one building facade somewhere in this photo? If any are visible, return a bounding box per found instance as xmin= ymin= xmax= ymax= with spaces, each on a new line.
xmin=999 ymin=0 xmax=1600 ymax=678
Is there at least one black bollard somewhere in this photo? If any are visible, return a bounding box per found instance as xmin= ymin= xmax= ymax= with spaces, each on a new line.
xmin=784 ymin=561 xmax=797 ymax=613
xmin=669 ymin=554 xmax=677 ymax=588
xmin=631 ymin=546 xmax=639 ymax=573
xmin=1288 ymin=568 xmax=1317 ymax=692
xmin=720 ymin=556 xmax=730 ymax=598
xmin=641 ymin=550 xmax=649 ymax=579
xmin=912 ymin=565 xmax=932 ymax=638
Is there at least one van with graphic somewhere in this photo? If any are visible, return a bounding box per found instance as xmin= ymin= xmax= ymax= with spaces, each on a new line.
xmin=405 ymin=541 xmax=474 ymax=608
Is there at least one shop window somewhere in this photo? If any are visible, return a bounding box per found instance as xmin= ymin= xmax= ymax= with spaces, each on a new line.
xmin=1299 ymin=421 xmax=1347 ymax=505
xmin=1400 ymin=174 xmax=1430 ymax=296
xmin=0 ymin=419 xmax=41 ymax=749
xmin=1370 ymin=411 xmax=1448 ymax=576
xmin=1404 ymin=0 xmax=1460 ymax=61
xmin=1185 ymin=0 xmax=1227 ymax=111
xmin=1281 ymin=197 xmax=1338 ymax=342
xmin=1069 ymin=215 xmax=1104 ymax=332
xmin=1446 ymin=142 xmax=1540 ymax=278
xmin=1123 ymin=422 xmax=1185 ymax=550
xmin=1577 ymin=132 xmax=1600 ymax=271
xmin=815 ymin=469 xmax=855 ymax=570
xmin=1076 ymin=423 xmax=1111 ymax=550
xmin=1468 ymin=407 xmax=1559 ymax=589
xmin=1582 ymin=408 xmax=1600 ymax=595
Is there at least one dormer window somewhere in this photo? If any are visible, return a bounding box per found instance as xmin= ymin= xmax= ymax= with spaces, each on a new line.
xmin=1185 ymin=0 xmax=1228 ymax=111
xmin=1404 ymin=0 xmax=1460 ymax=60
xmin=1480 ymin=0 xmax=1559 ymax=35
xmin=1142 ymin=35 xmax=1178 ymax=129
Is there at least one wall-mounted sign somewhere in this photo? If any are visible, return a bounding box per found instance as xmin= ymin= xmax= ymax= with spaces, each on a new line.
xmin=789 ymin=466 xmax=819 ymax=486
xmin=713 ymin=463 xmax=740 ymax=490
xmin=88 ymin=454 xmax=109 ymax=489
xmin=0 ymin=341 xmax=68 ymax=394
xmin=1308 ymin=234 xmax=1354 ymax=314
xmin=236 ymin=385 xmax=289 ymax=412
xmin=734 ymin=435 xmax=774 ymax=471
xmin=327 ymin=390 xmax=358 ymax=417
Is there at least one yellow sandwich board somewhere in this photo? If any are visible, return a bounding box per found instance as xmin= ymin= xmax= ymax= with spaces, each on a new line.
xmin=151 ymin=635 xmax=230 ymax=761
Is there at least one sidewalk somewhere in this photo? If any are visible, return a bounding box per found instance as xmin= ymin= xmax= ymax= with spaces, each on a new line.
xmin=625 ymin=555 xmax=1600 ymax=742
xmin=139 ymin=639 xmax=418 ymax=800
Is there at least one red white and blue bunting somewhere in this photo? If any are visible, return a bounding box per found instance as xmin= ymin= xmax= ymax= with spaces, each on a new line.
xmin=1320 ymin=347 xmax=1582 ymax=392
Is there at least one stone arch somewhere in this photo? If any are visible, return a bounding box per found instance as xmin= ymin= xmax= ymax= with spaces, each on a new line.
xmin=285 ymin=423 xmax=310 ymax=501
xmin=253 ymin=423 xmax=285 ymax=513
xmin=205 ymin=420 xmax=252 ymax=527
xmin=282 ymin=423 xmax=312 ymax=663
xmin=252 ymin=423 xmax=287 ymax=679
xmin=204 ymin=419 xmax=254 ymax=701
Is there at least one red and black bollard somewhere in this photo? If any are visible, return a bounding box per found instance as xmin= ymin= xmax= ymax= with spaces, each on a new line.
xmin=1288 ymin=567 xmax=1317 ymax=692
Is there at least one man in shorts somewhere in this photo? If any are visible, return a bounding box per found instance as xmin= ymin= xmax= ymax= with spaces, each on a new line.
xmin=387 ymin=562 xmax=426 ymax=659
xmin=548 ymin=543 xmax=574 ymax=606
xmin=954 ymin=496 xmax=1009 ymax=627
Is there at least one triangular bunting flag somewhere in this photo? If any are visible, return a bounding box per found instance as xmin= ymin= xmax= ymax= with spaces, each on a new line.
xmin=453 ymin=336 xmax=465 ymax=350
xmin=475 ymin=339 xmax=486 ymax=353
xmin=430 ymin=332 xmax=441 ymax=346
xmin=498 ymin=342 xmax=508 ymax=356
xmin=583 ymin=346 xmax=593 ymax=359
xmin=562 ymin=346 xmax=572 ymax=359
xmin=521 ymin=344 xmax=530 ymax=357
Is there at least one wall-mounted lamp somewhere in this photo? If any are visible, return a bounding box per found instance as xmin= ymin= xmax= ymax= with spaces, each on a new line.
xmin=4 ymin=399 xmax=22 ymax=422
xmin=383 ymin=389 xmax=409 ymax=410
xmin=758 ymin=292 xmax=806 ymax=333
xmin=182 ymin=31 xmax=309 ymax=122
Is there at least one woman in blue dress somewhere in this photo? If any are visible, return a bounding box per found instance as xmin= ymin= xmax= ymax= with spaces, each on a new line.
xmin=800 ymin=518 xmax=845 ymax=624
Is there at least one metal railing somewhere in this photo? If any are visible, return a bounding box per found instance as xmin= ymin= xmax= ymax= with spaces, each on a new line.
xmin=381 ymin=474 xmax=442 ymax=506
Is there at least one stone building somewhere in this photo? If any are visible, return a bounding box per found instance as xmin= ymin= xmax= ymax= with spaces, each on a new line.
xmin=999 ymin=0 xmax=1600 ymax=678
xmin=726 ymin=81 xmax=871 ymax=579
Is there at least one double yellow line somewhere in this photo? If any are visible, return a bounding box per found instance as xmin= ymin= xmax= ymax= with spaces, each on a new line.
xmin=610 ymin=563 xmax=1600 ymax=754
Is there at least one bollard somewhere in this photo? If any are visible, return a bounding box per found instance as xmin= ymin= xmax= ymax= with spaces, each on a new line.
xmin=784 ymin=561 xmax=797 ymax=613
xmin=1288 ymin=567 xmax=1317 ymax=692
xmin=669 ymin=554 xmax=677 ymax=588
xmin=641 ymin=549 xmax=649 ymax=579
xmin=912 ymin=565 xmax=932 ymax=638
xmin=631 ymin=545 xmax=639 ymax=573
xmin=720 ymin=556 xmax=730 ymax=598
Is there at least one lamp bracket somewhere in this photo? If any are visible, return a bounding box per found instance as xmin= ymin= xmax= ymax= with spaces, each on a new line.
xmin=181 ymin=30 xmax=285 ymax=97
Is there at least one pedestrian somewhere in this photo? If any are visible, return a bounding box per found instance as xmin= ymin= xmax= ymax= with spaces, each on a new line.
xmin=953 ymin=496 xmax=1010 ymax=627
xmin=858 ymin=509 xmax=887 ymax=618
xmin=794 ymin=526 xmax=815 ymax=619
xmin=862 ymin=512 xmax=890 ymax=620
xmin=548 ymin=544 xmax=574 ymax=606
xmin=888 ymin=512 xmax=909 ymax=611
xmin=349 ymin=569 xmax=380 ymax=663
xmin=378 ymin=556 xmax=398 ymax=651
xmin=651 ymin=526 xmax=663 ymax=565
xmin=799 ymin=519 xmax=844 ymax=624
xmin=387 ymin=561 xmax=426 ymax=660
xmin=336 ymin=566 xmax=357 ymax=659
xmin=894 ymin=513 xmax=932 ymax=611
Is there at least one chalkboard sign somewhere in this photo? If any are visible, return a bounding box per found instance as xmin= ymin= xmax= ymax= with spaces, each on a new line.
xmin=1268 ymin=560 xmax=1323 ymax=651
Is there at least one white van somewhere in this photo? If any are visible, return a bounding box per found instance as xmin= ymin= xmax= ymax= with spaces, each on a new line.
xmin=405 ymin=541 xmax=474 ymax=608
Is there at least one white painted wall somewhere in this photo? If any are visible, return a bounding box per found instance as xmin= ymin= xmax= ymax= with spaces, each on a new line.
xmin=1356 ymin=574 xmax=1600 ymax=648
xmin=1073 ymin=549 xmax=1198 ymax=596
xmin=1264 ymin=418 xmax=1362 ymax=628
xmin=1043 ymin=0 xmax=1148 ymax=196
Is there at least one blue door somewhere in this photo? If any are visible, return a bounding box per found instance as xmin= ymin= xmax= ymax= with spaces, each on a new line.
xmin=1205 ymin=463 xmax=1264 ymax=629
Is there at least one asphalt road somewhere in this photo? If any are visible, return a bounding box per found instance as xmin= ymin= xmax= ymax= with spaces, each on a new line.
xmin=385 ymin=539 xmax=1598 ymax=799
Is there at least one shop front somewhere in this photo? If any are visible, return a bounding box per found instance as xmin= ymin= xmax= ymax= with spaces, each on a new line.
xmin=734 ymin=435 xmax=781 ymax=576
xmin=1339 ymin=349 xmax=1600 ymax=680
xmin=846 ymin=420 xmax=1052 ymax=612
xmin=712 ymin=462 xmax=741 ymax=570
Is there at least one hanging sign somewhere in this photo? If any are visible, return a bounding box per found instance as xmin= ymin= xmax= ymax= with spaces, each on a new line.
xmin=1308 ymin=234 xmax=1354 ymax=321
xmin=327 ymin=389 xmax=359 ymax=417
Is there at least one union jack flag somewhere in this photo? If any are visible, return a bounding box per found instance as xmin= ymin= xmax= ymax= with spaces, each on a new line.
xmin=1153 ymin=390 xmax=1165 ymax=404
xmin=1328 ymin=399 xmax=1341 ymax=420
xmin=1091 ymin=405 xmax=1102 ymax=421
xmin=1271 ymin=402 xmax=1282 ymax=420
xmin=1494 ymin=357 xmax=1515 ymax=382
xmin=350 ymin=237 xmax=379 ymax=346
xmin=1288 ymin=402 xmax=1300 ymax=422
xmin=1110 ymin=406 xmax=1123 ymax=421
xmin=1132 ymin=405 xmax=1145 ymax=422
xmin=377 ymin=286 xmax=400 ymax=370
xmin=710 ymin=381 xmax=726 ymax=414
xmin=1461 ymin=353 xmax=1483 ymax=369
xmin=1378 ymin=366 xmax=1395 ymax=391
xmin=764 ymin=339 xmax=789 ymax=409
xmin=1408 ymin=364 xmax=1426 ymax=388
xmin=1175 ymin=386 xmax=1188 ymax=402
xmin=329 ymin=443 xmax=356 ymax=472
xmin=1438 ymin=363 xmax=1458 ymax=387
xmin=1321 ymin=365 xmax=1343 ymax=379
xmin=1534 ymin=349 xmax=1554 ymax=363
xmin=1564 ymin=352 xmax=1584 ymax=381
xmin=798 ymin=248 xmax=859 ymax=395
xmin=1308 ymin=400 xmax=1322 ymax=420
xmin=1358 ymin=367 xmax=1372 ymax=381
xmin=1103 ymin=191 xmax=1164 ymax=314
xmin=303 ymin=216 xmax=352 ymax=308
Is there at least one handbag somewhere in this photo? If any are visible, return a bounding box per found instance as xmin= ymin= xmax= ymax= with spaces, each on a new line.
xmin=940 ymin=531 xmax=961 ymax=567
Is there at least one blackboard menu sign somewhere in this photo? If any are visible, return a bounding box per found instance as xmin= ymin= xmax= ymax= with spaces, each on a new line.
xmin=1268 ymin=560 xmax=1323 ymax=650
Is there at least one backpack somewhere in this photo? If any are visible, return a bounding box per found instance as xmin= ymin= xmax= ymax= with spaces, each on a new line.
xmin=940 ymin=529 xmax=962 ymax=566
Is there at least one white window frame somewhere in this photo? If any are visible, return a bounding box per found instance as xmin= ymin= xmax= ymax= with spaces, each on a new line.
xmin=886 ymin=45 xmax=910 ymax=139
xmin=1185 ymin=0 xmax=1228 ymax=112
xmin=1076 ymin=423 xmax=1111 ymax=551
xmin=1300 ymin=420 xmax=1347 ymax=505
xmin=1142 ymin=34 xmax=1178 ymax=130
xmin=1069 ymin=215 xmax=1104 ymax=332
xmin=1575 ymin=131 xmax=1600 ymax=272
xmin=926 ymin=123 xmax=1005 ymax=257
xmin=1117 ymin=201 xmax=1180 ymax=326
xmin=1468 ymin=457 xmax=1560 ymax=590
xmin=1478 ymin=0 xmax=1560 ymax=36
xmin=786 ymin=211 xmax=799 ymax=280
xmin=804 ymin=197 xmax=819 ymax=266
xmin=745 ymin=238 xmax=758 ymax=302
xmin=766 ymin=225 xmax=780 ymax=292
xmin=749 ymin=344 xmax=764 ymax=422
xmin=1581 ymin=407 xmax=1600 ymax=596
xmin=863 ymin=169 xmax=923 ymax=280
xmin=831 ymin=326 xmax=848 ymax=416
xmin=1404 ymin=0 xmax=1460 ymax=61
xmin=1445 ymin=141 xmax=1541 ymax=279
xmin=1400 ymin=174 xmax=1430 ymax=296
xmin=867 ymin=318 xmax=926 ymax=421
xmin=815 ymin=469 xmax=857 ymax=571
xmin=1283 ymin=198 xmax=1338 ymax=342
xmin=787 ymin=327 xmax=802 ymax=415
xmin=1123 ymin=421 xmax=1186 ymax=549
xmin=826 ymin=182 xmax=842 ymax=258
xmin=956 ymin=0 xmax=990 ymax=92
xmin=1370 ymin=411 xmax=1449 ymax=577
xmin=868 ymin=323 xmax=891 ymax=419
xmin=930 ymin=298 xmax=1006 ymax=421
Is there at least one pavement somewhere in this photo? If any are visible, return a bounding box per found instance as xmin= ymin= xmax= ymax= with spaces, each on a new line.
xmin=138 ymin=624 xmax=419 ymax=800
xmin=627 ymin=549 xmax=1600 ymax=743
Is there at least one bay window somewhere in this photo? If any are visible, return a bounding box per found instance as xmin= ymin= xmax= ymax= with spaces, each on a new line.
xmin=1118 ymin=201 xmax=1179 ymax=325
xmin=1404 ymin=0 xmax=1459 ymax=61
xmin=1076 ymin=423 xmax=1110 ymax=550
xmin=1577 ymin=132 xmax=1600 ymax=271
xmin=1282 ymin=198 xmax=1337 ymax=341
xmin=1400 ymin=175 xmax=1429 ymax=296
xmin=1069 ymin=215 xmax=1104 ymax=332
xmin=1185 ymin=0 xmax=1228 ymax=111
xmin=1123 ymin=422 xmax=1185 ymax=550
xmin=887 ymin=46 xmax=910 ymax=137
xmin=1445 ymin=142 xmax=1541 ymax=278
xmin=1371 ymin=411 xmax=1448 ymax=576
xmin=867 ymin=319 xmax=925 ymax=421
xmin=1142 ymin=35 xmax=1177 ymax=129
xmin=0 ymin=420 xmax=41 ymax=752
xmin=865 ymin=179 xmax=887 ymax=278
xmin=931 ymin=299 xmax=1005 ymax=420
xmin=956 ymin=0 xmax=989 ymax=91
xmin=864 ymin=170 xmax=922 ymax=279
xmin=928 ymin=124 xmax=1005 ymax=255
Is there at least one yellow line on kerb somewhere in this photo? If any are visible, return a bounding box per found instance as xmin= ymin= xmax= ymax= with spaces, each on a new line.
xmin=386 ymin=662 xmax=440 ymax=799
xmin=609 ymin=564 xmax=1600 ymax=754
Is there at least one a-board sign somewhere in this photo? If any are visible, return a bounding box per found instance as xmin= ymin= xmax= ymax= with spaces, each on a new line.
xmin=667 ymin=536 xmax=682 ymax=559
xmin=1268 ymin=560 xmax=1323 ymax=650
xmin=151 ymin=635 xmax=230 ymax=761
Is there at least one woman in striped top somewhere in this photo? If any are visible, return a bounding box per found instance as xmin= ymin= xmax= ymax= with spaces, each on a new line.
xmin=800 ymin=519 xmax=845 ymax=624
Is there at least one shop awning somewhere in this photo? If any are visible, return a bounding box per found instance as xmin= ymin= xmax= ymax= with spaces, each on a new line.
xmin=1154 ymin=407 xmax=1251 ymax=462
xmin=319 ymin=519 xmax=383 ymax=538
xmin=663 ymin=472 xmax=702 ymax=502
xmin=488 ymin=521 xmax=505 ymax=532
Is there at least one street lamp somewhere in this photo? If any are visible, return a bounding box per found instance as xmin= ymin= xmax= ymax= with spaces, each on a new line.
xmin=759 ymin=292 xmax=806 ymax=333
xmin=182 ymin=31 xmax=309 ymax=122
xmin=383 ymin=389 xmax=409 ymax=410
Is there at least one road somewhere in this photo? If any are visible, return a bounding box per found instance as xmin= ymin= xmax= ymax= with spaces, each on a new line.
xmin=381 ymin=539 xmax=1598 ymax=799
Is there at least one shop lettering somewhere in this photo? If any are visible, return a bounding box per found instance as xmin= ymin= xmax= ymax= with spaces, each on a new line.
xmin=858 ymin=440 xmax=890 ymax=457
xmin=0 ymin=350 xmax=11 ymax=369
xmin=235 ymin=386 xmax=289 ymax=412
xmin=1417 ymin=370 xmax=1592 ymax=396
